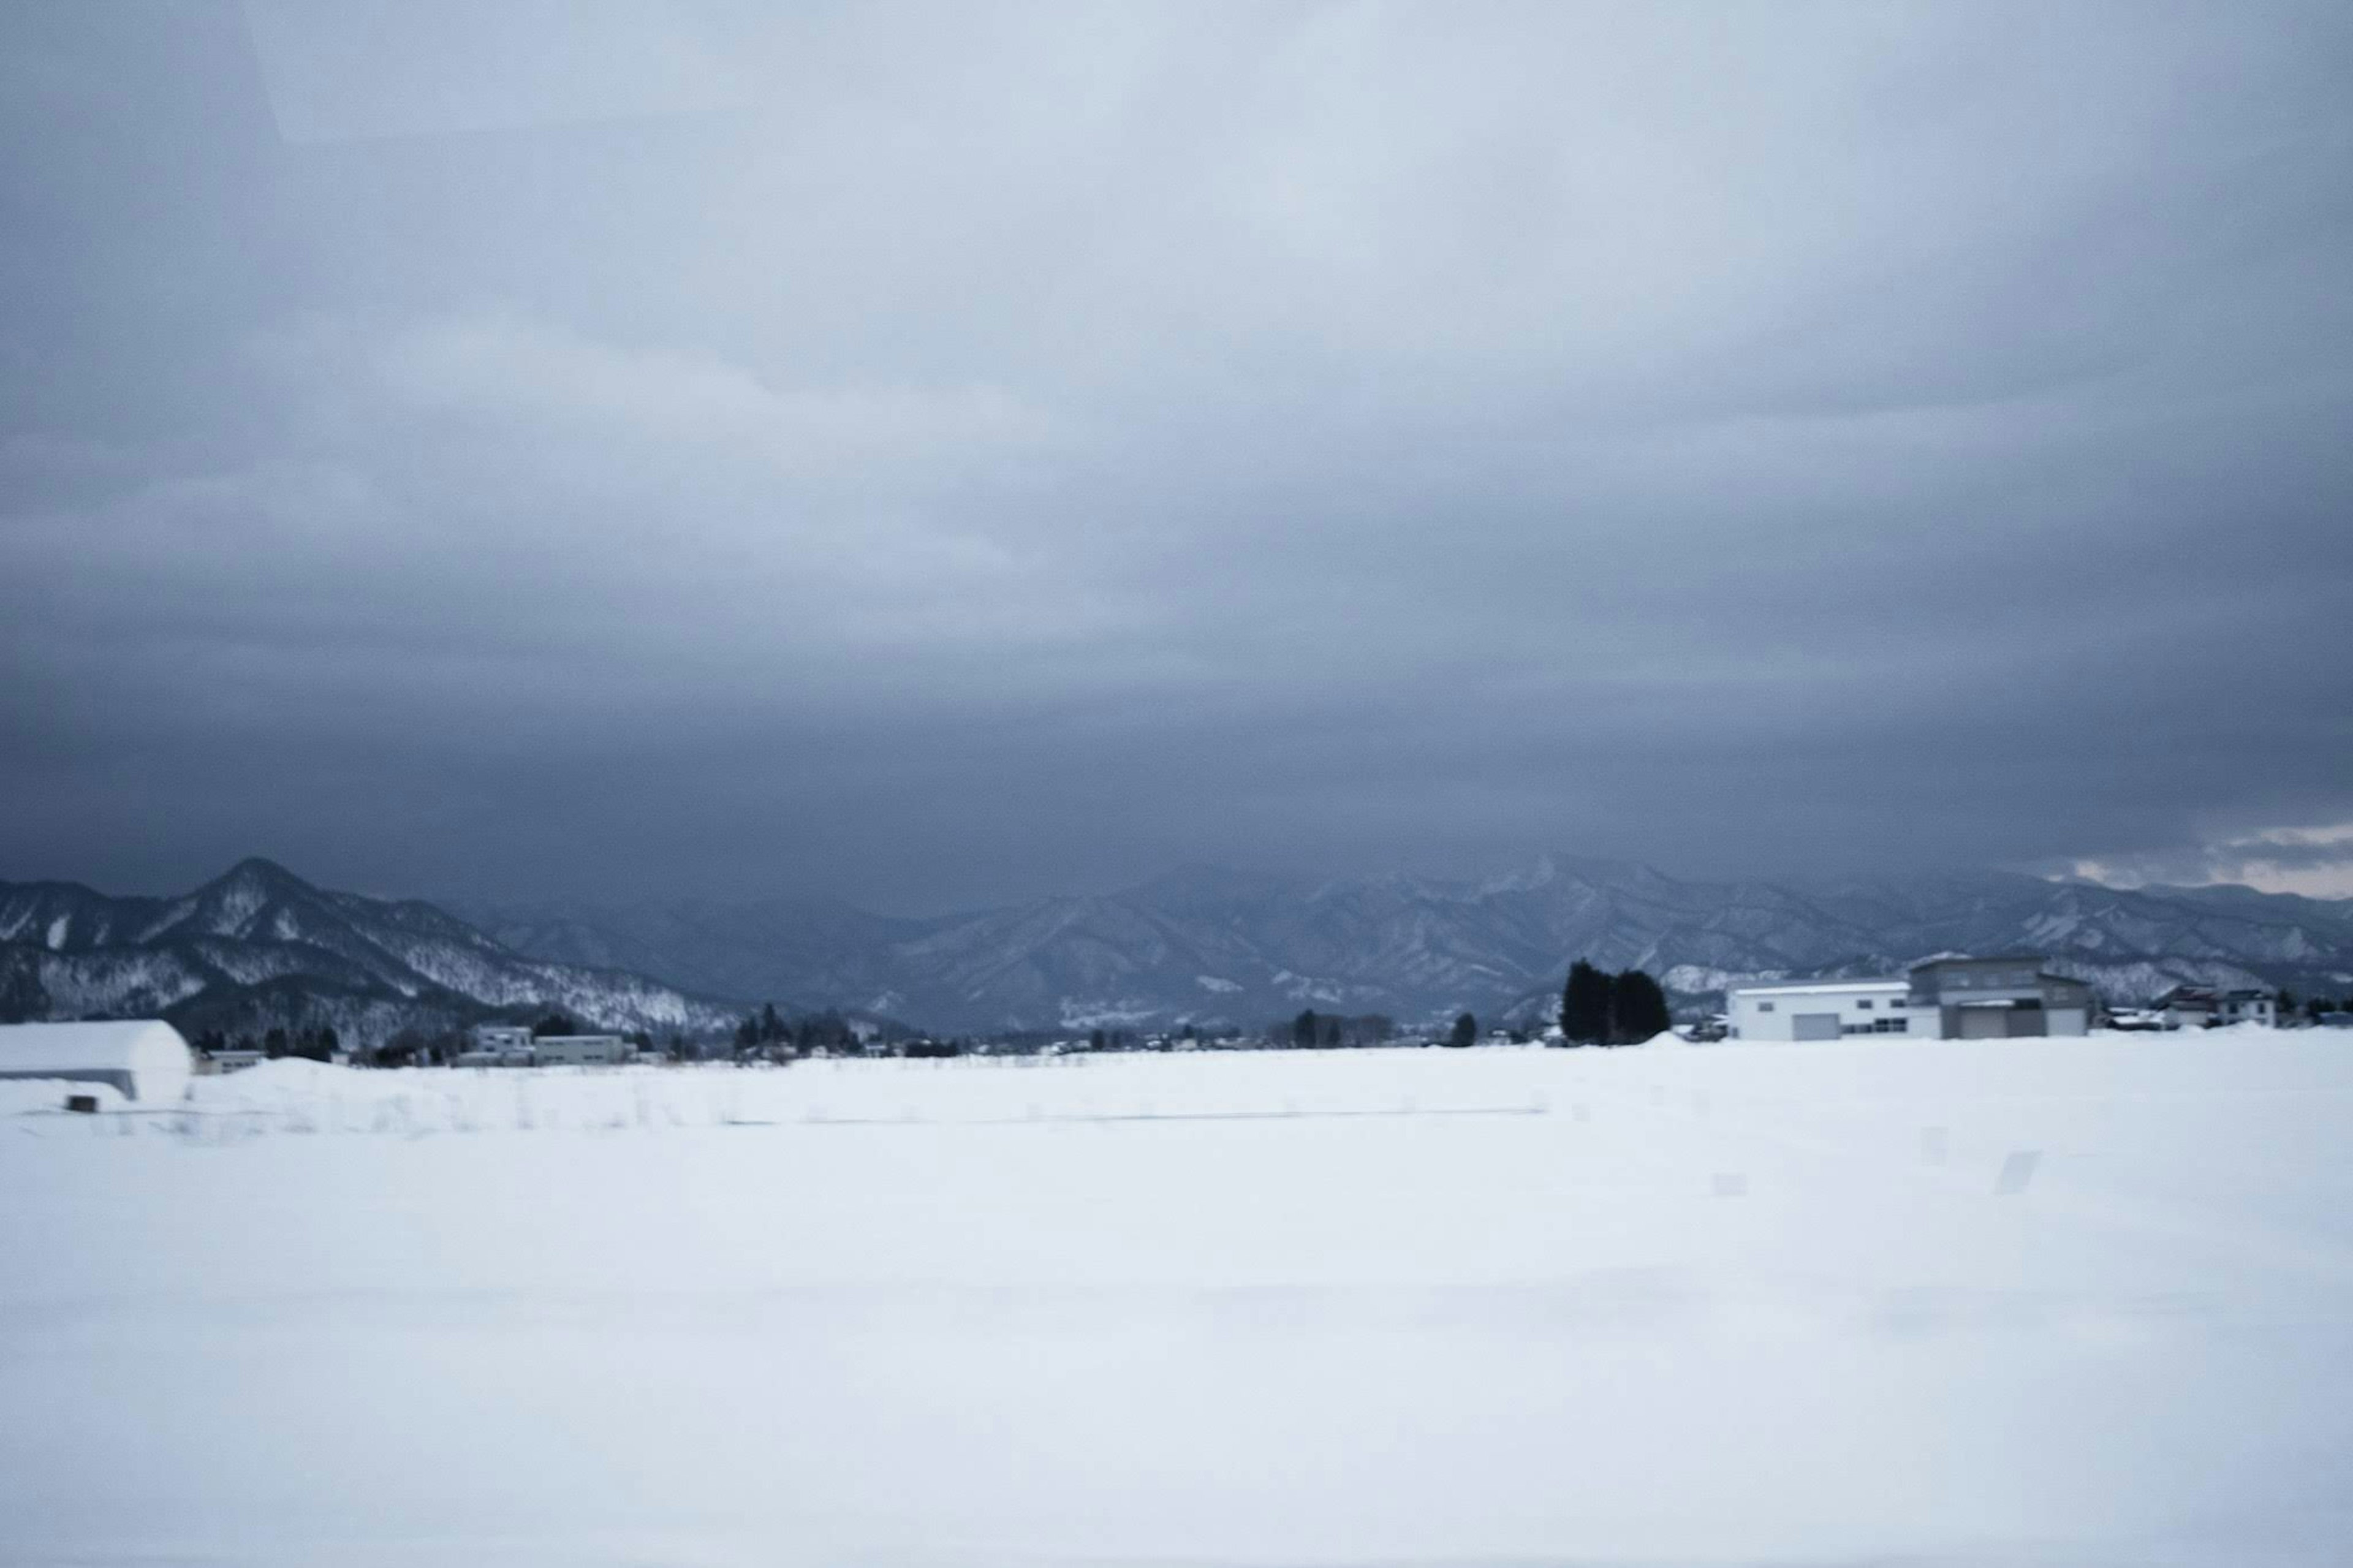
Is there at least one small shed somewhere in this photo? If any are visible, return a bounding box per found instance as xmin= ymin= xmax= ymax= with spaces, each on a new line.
xmin=0 ymin=1020 xmax=195 ymax=1104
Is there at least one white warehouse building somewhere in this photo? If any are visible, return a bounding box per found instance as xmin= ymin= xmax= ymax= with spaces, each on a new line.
xmin=1728 ymin=956 xmax=2096 ymax=1043
xmin=529 ymin=1034 xmax=631 ymax=1066
xmin=0 ymin=1020 xmax=195 ymax=1103
xmin=1726 ymin=980 xmax=1925 ymax=1042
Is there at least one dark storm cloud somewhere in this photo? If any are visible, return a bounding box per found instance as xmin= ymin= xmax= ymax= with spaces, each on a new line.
xmin=3 ymin=1 xmax=2351 ymax=909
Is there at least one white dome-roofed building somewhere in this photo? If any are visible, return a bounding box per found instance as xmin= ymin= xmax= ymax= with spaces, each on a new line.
xmin=0 ymin=1020 xmax=195 ymax=1104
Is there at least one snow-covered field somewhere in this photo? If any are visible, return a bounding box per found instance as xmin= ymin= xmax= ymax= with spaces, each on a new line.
xmin=6 ymin=1032 xmax=2352 ymax=1567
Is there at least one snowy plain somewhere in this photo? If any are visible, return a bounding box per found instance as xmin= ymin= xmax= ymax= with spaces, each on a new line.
xmin=4 ymin=1031 xmax=2352 ymax=1567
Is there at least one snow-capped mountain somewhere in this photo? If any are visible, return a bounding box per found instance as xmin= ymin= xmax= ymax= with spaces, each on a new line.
xmin=455 ymin=854 xmax=2353 ymax=1032
xmin=0 ymin=858 xmax=739 ymax=1045
xmin=15 ymin=854 xmax=2347 ymax=1042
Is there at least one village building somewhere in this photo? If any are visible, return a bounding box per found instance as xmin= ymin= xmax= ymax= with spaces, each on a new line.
xmin=1725 ymin=980 xmax=1923 ymax=1042
xmin=1728 ymin=956 xmax=2094 ymax=1042
xmin=453 ymin=1023 xmax=539 ymax=1067
xmin=528 ymin=1034 xmax=631 ymax=1066
xmin=0 ymin=1020 xmax=195 ymax=1102
xmin=2154 ymin=985 xmax=2278 ymax=1028
xmin=1907 ymin=956 xmax=2095 ymax=1039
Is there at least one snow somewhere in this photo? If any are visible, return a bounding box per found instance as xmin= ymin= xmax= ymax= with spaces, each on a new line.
xmin=0 ymin=1076 xmax=127 ymax=1115
xmin=1664 ymin=961 xmax=1788 ymax=992
xmin=1055 ymin=997 xmax=1163 ymax=1029
xmin=1725 ymin=977 xmax=1910 ymax=996
xmin=4 ymin=1031 xmax=2352 ymax=1566
xmin=0 ymin=1018 xmax=193 ymax=1102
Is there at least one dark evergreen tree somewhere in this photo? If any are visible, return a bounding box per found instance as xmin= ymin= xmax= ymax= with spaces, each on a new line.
xmin=1292 ymin=1009 xmax=1320 ymax=1048
xmin=1608 ymin=969 xmax=1672 ymax=1044
xmin=532 ymin=1012 xmax=582 ymax=1037
xmin=1446 ymin=1012 xmax=1478 ymax=1048
xmin=1561 ymin=960 xmax=1612 ymax=1045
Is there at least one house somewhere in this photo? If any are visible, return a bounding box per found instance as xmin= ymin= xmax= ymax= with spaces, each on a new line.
xmin=1725 ymin=980 xmax=1924 ymax=1042
xmin=529 ymin=1034 xmax=630 ymax=1066
xmin=1908 ymin=956 xmax=2093 ymax=1039
xmin=0 ymin=1020 xmax=195 ymax=1104
xmin=2154 ymin=986 xmax=2218 ymax=1028
xmin=2217 ymin=988 xmax=2277 ymax=1027
xmin=2153 ymin=985 xmax=2277 ymax=1029
xmin=453 ymin=1023 xmax=539 ymax=1067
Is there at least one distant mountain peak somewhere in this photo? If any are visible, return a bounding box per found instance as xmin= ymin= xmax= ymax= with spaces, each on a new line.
xmin=0 ymin=860 xmax=737 ymax=1045
xmin=210 ymin=855 xmax=309 ymax=891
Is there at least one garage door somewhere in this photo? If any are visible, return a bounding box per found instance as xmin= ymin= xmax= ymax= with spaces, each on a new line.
xmin=1959 ymin=1007 xmax=2008 ymax=1040
xmin=1794 ymin=1013 xmax=1842 ymax=1041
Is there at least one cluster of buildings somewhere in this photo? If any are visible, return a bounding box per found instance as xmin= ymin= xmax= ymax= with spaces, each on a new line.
xmin=2143 ymin=985 xmax=2279 ymax=1029
xmin=454 ymin=1024 xmax=637 ymax=1067
xmin=0 ymin=960 xmax=2335 ymax=1107
xmin=1724 ymin=956 xmax=2323 ymax=1042
xmin=1728 ymin=956 xmax=2101 ymax=1042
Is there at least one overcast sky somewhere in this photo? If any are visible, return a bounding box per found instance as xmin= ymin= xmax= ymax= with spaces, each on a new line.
xmin=2 ymin=1 xmax=2350 ymax=912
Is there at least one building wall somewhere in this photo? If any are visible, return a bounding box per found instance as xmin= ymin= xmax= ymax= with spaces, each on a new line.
xmin=0 ymin=1020 xmax=193 ymax=1102
xmin=1727 ymin=984 xmax=1922 ymax=1042
xmin=0 ymin=1066 xmax=137 ymax=1099
xmin=531 ymin=1035 xmax=629 ymax=1066
xmin=1909 ymin=960 xmax=2093 ymax=1040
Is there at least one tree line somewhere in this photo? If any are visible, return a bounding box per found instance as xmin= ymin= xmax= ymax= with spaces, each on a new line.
xmin=2279 ymin=990 xmax=2353 ymax=1021
xmin=733 ymin=1004 xmax=868 ymax=1058
xmin=175 ymin=963 xmax=1681 ymax=1066
xmin=1287 ymin=1011 xmax=1397 ymax=1049
xmin=189 ymin=1025 xmax=341 ymax=1061
xmin=1282 ymin=961 xmax=1674 ymax=1050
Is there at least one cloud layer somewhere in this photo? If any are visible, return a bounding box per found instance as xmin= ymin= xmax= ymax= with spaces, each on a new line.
xmin=3 ymin=2 xmax=2351 ymax=910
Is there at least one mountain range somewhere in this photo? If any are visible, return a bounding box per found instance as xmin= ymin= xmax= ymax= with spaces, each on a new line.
xmin=0 ymin=858 xmax=735 ymax=1046
xmin=9 ymin=855 xmax=2351 ymax=1046
xmin=450 ymin=855 xmax=2353 ymax=1034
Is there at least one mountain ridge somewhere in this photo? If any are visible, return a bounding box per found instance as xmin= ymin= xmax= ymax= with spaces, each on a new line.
xmin=11 ymin=855 xmax=2350 ymax=1043
xmin=0 ymin=857 xmax=743 ymax=1047
xmin=455 ymin=855 xmax=2353 ymax=1032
